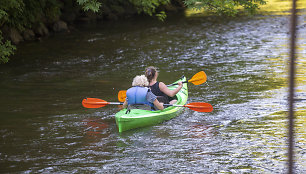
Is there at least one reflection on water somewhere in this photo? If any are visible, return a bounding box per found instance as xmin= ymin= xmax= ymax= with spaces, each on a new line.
xmin=0 ymin=1 xmax=305 ymax=173
xmin=83 ymin=118 xmax=109 ymax=137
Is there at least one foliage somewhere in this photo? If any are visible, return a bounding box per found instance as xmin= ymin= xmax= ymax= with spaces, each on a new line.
xmin=184 ymin=0 xmax=267 ymax=16
xmin=76 ymin=0 xmax=267 ymax=18
xmin=0 ymin=0 xmax=24 ymax=30
xmin=76 ymin=0 xmax=170 ymax=20
xmin=0 ymin=0 xmax=61 ymax=63
xmin=0 ymin=0 xmax=23 ymax=63
xmin=0 ymin=31 xmax=16 ymax=64
xmin=0 ymin=0 xmax=61 ymax=30
xmin=156 ymin=11 xmax=167 ymax=21
xmin=76 ymin=0 xmax=102 ymax=12
xmin=128 ymin=0 xmax=170 ymax=21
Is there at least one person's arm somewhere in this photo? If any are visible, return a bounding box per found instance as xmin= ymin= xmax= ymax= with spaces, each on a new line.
xmin=159 ymin=81 xmax=183 ymax=97
xmin=147 ymin=90 xmax=164 ymax=110
xmin=153 ymin=99 xmax=164 ymax=110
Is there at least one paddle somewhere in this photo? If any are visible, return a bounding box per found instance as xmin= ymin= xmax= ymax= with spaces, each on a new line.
xmin=117 ymin=71 xmax=207 ymax=102
xmin=82 ymin=98 xmax=213 ymax=112
xmin=118 ymin=90 xmax=127 ymax=103
xmin=167 ymin=71 xmax=207 ymax=86
xmin=163 ymin=102 xmax=213 ymax=112
xmin=82 ymin=98 xmax=123 ymax=108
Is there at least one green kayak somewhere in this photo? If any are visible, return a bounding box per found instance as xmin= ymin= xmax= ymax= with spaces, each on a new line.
xmin=115 ymin=76 xmax=188 ymax=132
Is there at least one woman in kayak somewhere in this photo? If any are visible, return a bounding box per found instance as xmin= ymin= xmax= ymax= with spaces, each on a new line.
xmin=145 ymin=66 xmax=183 ymax=104
xmin=123 ymin=75 xmax=164 ymax=110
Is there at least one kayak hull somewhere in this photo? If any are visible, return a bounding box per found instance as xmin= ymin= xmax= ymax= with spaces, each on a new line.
xmin=115 ymin=76 xmax=188 ymax=132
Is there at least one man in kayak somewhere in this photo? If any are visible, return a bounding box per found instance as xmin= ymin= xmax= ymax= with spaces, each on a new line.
xmin=145 ymin=66 xmax=183 ymax=104
xmin=123 ymin=75 xmax=164 ymax=111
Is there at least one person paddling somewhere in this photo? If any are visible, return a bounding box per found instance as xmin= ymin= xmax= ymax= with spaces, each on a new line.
xmin=123 ymin=75 xmax=164 ymax=111
xmin=145 ymin=66 xmax=183 ymax=105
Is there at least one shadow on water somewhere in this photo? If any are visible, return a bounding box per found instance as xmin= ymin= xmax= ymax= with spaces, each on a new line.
xmin=0 ymin=2 xmax=306 ymax=173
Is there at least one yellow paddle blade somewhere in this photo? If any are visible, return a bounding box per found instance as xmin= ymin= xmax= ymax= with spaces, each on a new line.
xmin=188 ymin=71 xmax=207 ymax=85
xmin=118 ymin=90 xmax=127 ymax=102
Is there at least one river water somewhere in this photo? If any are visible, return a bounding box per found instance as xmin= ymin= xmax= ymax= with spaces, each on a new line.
xmin=0 ymin=4 xmax=305 ymax=174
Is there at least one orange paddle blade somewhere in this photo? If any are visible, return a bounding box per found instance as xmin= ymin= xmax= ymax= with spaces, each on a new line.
xmin=118 ymin=90 xmax=127 ymax=102
xmin=184 ymin=102 xmax=213 ymax=112
xmin=188 ymin=71 xmax=207 ymax=85
xmin=82 ymin=98 xmax=109 ymax=108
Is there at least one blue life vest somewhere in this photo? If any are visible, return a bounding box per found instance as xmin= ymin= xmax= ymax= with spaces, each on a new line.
xmin=126 ymin=86 xmax=153 ymax=107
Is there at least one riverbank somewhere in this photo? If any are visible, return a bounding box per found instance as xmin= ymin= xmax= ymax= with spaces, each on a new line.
xmin=1 ymin=1 xmax=184 ymax=46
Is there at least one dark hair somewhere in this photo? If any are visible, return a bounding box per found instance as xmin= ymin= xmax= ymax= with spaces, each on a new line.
xmin=145 ymin=66 xmax=157 ymax=83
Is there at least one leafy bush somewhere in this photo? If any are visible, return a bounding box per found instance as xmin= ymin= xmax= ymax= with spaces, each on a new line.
xmin=0 ymin=31 xmax=16 ymax=63
xmin=184 ymin=0 xmax=267 ymax=16
xmin=76 ymin=0 xmax=102 ymax=12
xmin=0 ymin=0 xmax=61 ymax=63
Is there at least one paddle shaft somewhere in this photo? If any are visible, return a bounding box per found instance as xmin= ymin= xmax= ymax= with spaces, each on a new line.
xmin=87 ymin=102 xmax=206 ymax=108
xmin=85 ymin=102 xmax=191 ymax=107
xmin=164 ymin=104 xmax=209 ymax=108
xmin=167 ymin=76 xmax=205 ymax=86
xmin=163 ymin=104 xmax=182 ymax=107
xmin=167 ymin=81 xmax=188 ymax=87
xmin=83 ymin=98 xmax=213 ymax=112
xmin=85 ymin=101 xmax=124 ymax=105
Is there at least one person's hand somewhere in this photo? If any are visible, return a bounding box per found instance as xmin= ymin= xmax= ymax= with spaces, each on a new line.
xmin=177 ymin=81 xmax=183 ymax=87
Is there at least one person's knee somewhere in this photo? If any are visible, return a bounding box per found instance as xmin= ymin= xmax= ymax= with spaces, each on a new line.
xmin=157 ymin=96 xmax=169 ymax=104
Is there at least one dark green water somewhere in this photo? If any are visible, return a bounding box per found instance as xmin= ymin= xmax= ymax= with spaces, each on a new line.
xmin=0 ymin=10 xmax=305 ymax=173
